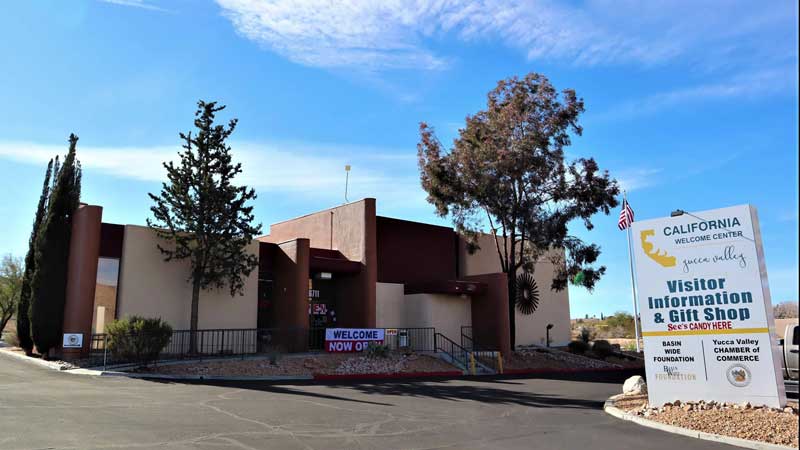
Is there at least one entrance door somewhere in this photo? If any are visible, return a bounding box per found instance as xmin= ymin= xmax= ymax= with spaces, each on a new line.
xmin=309 ymin=278 xmax=336 ymax=349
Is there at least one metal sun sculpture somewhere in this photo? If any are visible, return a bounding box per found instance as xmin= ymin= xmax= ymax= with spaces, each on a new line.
xmin=515 ymin=272 xmax=540 ymax=315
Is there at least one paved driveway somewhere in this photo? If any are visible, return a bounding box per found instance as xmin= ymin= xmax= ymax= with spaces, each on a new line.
xmin=0 ymin=352 xmax=736 ymax=450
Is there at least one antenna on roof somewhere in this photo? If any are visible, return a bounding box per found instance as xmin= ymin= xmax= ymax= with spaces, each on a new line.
xmin=344 ymin=165 xmax=351 ymax=204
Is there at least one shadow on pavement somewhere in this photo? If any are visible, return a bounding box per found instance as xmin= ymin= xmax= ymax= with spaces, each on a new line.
xmin=143 ymin=377 xmax=397 ymax=407
xmin=158 ymin=376 xmax=619 ymax=410
xmin=135 ymin=368 xmax=645 ymax=410
xmin=324 ymin=379 xmax=607 ymax=409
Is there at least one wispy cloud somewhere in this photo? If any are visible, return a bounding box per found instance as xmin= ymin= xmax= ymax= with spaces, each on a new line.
xmin=601 ymin=68 xmax=797 ymax=120
xmin=0 ymin=139 xmax=421 ymax=206
xmin=213 ymin=0 xmax=796 ymax=71
xmin=99 ymin=0 xmax=169 ymax=12
xmin=615 ymin=167 xmax=662 ymax=192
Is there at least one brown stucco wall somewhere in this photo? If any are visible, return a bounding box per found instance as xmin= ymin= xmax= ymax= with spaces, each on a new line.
xmin=116 ymin=225 xmax=259 ymax=330
xmin=376 ymin=216 xmax=457 ymax=284
xmin=99 ymin=223 xmax=124 ymax=258
xmin=260 ymin=199 xmax=376 ymax=328
xmin=270 ymin=239 xmax=310 ymax=330
xmin=62 ymin=204 xmax=103 ymax=357
xmin=267 ymin=239 xmax=310 ymax=350
xmin=462 ymin=272 xmax=511 ymax=355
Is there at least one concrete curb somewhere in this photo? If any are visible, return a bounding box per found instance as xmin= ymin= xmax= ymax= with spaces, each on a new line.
xmin=504 ymin=366 xmax=632 ymax=376
xmin=603 ymin=398 xmax=795 ymax=450
xmin=0 ymin=347 xmax=75 ymax=371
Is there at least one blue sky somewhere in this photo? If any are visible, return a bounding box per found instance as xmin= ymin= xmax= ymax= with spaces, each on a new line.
xmin=1 ymin=0 xmax=797 ymax=318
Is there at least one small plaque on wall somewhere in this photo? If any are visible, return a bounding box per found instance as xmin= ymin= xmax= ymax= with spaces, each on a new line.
xmin=63 ymin=333 xmax=83 ymax=348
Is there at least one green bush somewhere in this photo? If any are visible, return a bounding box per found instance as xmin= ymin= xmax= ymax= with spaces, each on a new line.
xmin=106 ymin=316 xmax=172 ymax=366
xmin=567 ymin=340 xmax=588 ymax=354
xmin=365 ymin=342 xmax=390 ymax=358
xmin=592 ymin=339 xmax=614 ymax=359
xmin=578 ymin=326 xmax=594 ymax=343
xmin=6 ymin=331 xmax=21 ymax=348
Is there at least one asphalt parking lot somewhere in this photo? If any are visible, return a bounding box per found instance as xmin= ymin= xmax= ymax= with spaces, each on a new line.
xmin=0 ymin=352 xmax=739 ymax=450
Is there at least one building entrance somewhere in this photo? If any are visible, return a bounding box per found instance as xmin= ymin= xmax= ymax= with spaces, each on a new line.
xmin=309 ymin=277 xmax=337 ymax=349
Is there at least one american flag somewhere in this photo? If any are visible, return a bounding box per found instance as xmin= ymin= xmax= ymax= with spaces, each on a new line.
xmin=618 ymin=199 xmax=634 ymax=230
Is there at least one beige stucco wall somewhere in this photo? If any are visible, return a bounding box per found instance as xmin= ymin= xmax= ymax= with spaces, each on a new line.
xmin=376 ymin=282 xmax=405 ymax=328
xmin=116 ymin=225 xmax=259 ymax=330
xmin=458 ymin=233 xmax=571 ymax=347
xmin=402 ymin=293 xmax=472 ymax=342
xmin=376 ymin=283 xmax=472 ymax=341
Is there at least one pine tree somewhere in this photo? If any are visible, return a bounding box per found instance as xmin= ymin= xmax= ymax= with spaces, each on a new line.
xmin=30 ymin=135 xmax=82 ymax=357
xmin=148 ymin=101 xmax=261 ymax=352
xmin=17 ymin=158 xmax=54 ymax=354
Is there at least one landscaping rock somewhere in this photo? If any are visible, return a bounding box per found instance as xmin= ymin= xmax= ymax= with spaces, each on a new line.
xmin=613 ymin=394 xmax=799 ymax=447
xmin=622 ymin=375 xmax=647 ymax=395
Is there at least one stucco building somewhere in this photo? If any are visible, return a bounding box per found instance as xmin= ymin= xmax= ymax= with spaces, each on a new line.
xmin=61 ymin=199 xmax=571 ymax=358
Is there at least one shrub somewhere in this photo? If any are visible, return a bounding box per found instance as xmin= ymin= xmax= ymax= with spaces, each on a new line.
xmin=568 ymin=340 xmax=588 ymax=354
xmin=592 ymin=339 xmax=614 ymax=359
xmin=365 ymin=342 xmax=389 ymax=358
xmin=6 ymin=331 xmax=21 ymax=348
xmin=106 ymin=316 xmax=172 ymax=366
xmin=578 ymin=326 xmax=594 ymax=343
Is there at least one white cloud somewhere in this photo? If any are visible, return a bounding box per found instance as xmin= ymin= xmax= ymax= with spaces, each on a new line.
xmin=99 ymin=0 xmax=169 ymax=12
xmin=0 ymin=139 xmax=421 ymax=205
xmin=213 ymin=0 xmax=795 ymax=71
xmin=615 ymin=167 xmax=662 ymax=192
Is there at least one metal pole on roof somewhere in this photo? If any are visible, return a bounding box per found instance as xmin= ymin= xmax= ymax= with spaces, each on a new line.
xmin=344 ymin=165 xmax=351 ymax=204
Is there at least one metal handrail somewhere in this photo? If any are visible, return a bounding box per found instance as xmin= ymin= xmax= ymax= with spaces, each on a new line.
xmin=434 ymin=332 xmax=470 ymax=369
xmin=89 ymin=326 xmax=437 ymax=367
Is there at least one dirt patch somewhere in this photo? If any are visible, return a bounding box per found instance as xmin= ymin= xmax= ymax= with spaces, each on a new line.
xmin=135 ymin=352 xmax=456 ymax=377
xmin=613 ymin=394 xmax=799 ymax=447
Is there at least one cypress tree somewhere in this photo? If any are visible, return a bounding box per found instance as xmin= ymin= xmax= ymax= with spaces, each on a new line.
xmin=17 ymin=158 xmax=54 ymax=354
xmin=30 ymin=134 xmax=82 ymax=357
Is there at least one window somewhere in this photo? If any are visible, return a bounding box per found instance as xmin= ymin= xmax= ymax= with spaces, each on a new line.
xmin=92 ymin=258 xmax=120 ymax=334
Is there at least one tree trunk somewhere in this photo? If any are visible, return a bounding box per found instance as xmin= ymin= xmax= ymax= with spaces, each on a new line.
xmin=507 ymin=272 xmax=516 ymax=351
xmin=189 ymin=276 xmax=201 ymax=354
xmin=0 ymin=313 xmax=11 ymax=337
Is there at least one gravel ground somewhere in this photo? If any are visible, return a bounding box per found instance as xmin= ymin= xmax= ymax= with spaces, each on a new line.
xmin=504 ymin=346 xmax=633 ymax=370
xmin=135 ymin=352 xmax=456 ymax=376
xmin=614 ymin=394 xmax=799 ymax=447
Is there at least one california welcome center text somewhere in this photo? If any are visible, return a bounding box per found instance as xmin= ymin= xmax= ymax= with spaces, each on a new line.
xmin=631 ymin=204 xmax=786 ymax=408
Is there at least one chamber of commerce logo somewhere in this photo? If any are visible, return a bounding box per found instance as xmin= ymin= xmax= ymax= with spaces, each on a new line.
xmin=726 ymin=364 xmax=752 ymax=387
xmin=640 ymin=229 xmax=676 ymax=267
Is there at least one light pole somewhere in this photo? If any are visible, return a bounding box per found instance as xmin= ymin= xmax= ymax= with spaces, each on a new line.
xmin=344 ymin=165 xmax=351 ymax=203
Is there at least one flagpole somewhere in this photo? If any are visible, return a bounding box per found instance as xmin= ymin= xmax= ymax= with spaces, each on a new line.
xmin=624 ymin=191 xmax=642 ymax=353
